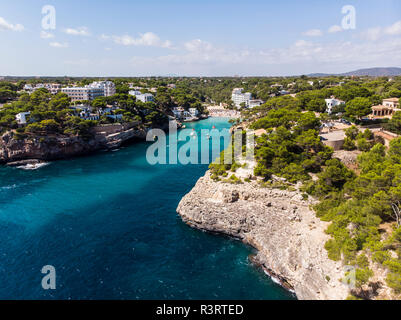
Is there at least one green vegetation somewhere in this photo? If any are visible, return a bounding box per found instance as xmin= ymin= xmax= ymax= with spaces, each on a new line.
xmin=387 ymin=111 xmax=401 ymax=134
xmin=251 ymin=109 xmax=332 ymax=182
xmin=0 ymin=89 xmax=100 ymax=137
xmin=0 ymin=81 xmax=20 ymax=103
xmin=204 ymin=74 xmax=401 ymax=297
xmin=309 ymin=140 xmax=401 ymax=294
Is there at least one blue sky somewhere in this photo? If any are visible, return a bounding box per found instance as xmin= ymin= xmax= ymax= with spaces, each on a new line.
xmin=0 ymin=0 xmax=400 ymax=76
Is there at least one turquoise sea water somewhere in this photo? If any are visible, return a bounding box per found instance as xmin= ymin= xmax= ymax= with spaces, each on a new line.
xmin=0 ymin=118 xmax=295 ymax=300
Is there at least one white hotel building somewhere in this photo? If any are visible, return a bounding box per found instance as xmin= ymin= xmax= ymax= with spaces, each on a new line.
xmin=62 ymin=81 xmax=116 ymax=102
xmin=62 ymin=87 xmax=104 ymax=102
xmin=88 ymin=81 xmax=116 ymax=97
xmin=232 ymin=88 xmax=252 ymax=108
xmin=231 ymin=88 xmax=263 ymax=108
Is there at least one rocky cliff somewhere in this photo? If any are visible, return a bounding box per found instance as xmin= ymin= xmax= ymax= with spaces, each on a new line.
xmin=0 ymin=126 xmax=147 ymax=164
xmin=177 ymin=171 xmax=350 ymax=300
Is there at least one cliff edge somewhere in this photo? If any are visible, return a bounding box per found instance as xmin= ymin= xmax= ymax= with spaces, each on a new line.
xmin=177 ymin=171 xmax=350 ymax=300
xmin=0 ymin=126 xmax=147 ymax=164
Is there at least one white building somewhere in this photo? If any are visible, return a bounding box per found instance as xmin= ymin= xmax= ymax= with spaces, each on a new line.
xmin=182 ymin=111 xmax=195 ymax=121
xmin=370 ymin=98 xmax=401 ymax=119
xmin=249 ymin=99 xmax=264 ymax=108
xmin=129 ymin=90 xmax=142 ymax=96
xmin=189 ymin=108 xmax=199 ymax=117
xmin=133 ymin=93 xmax=154 ymax=103
xmin=23 ymin=83 xmax=61 ymax=95
xmin=171 ymin=107 xmax=199 ymax=121
xmin=383 ymin=98 xmax=400 ymax=109
xmin=89 ymin=81 xmax=116 ymax=97
xmin=231 ymin=88 xmax=252 ymax=108
xmin=172 ymin=107 xmax=184 ymax=119
xmin=69 ymin=105 xmax=99 ymax=120
xmin=325 ymin=96 xmax=345 ymax=115
xmin=15 ymin=112 xmax=31 ymax=125
xmin=62 ymin=87 xmax=104 ymax=102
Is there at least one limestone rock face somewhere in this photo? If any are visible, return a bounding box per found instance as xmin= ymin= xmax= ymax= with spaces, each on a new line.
xmin=0 ymin=127 xmax=147 ymax=164
xmin=177 ymin=171 xmax=350 ymax=300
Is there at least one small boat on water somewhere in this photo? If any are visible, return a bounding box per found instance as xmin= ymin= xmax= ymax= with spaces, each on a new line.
xmin=182 ymin=125 xmax=186 ymax=129
xmin=17 ymin=162 xmax=50 ymax=170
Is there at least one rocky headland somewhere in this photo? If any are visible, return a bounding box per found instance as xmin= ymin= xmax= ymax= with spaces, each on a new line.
xmin=177 ymin=171 xmax=351 ymax=300
xmin=0 ymin=123 xmax=150 ymax=164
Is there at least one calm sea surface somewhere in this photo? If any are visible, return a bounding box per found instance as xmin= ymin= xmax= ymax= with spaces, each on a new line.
xmin=0 ymin=118 xmax=295 ymax=299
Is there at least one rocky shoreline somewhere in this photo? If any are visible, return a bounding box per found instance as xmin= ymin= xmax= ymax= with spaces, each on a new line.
xmin=177 ymin=171 xmax=350 ymax=300
xmin=0 ymin=124 xmax=151 ymax=165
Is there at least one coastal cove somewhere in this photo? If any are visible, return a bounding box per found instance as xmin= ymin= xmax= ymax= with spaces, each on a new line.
xmin=0 ymin=118 xmax=294 ymax=300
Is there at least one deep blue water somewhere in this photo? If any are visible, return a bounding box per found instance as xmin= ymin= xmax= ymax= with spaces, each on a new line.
xmin=0 ymin=118 xmax=294 ymax=300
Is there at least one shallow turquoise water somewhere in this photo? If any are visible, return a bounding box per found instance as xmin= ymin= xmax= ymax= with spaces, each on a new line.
xmin=0 ymin=118 xmax=295 ymax=300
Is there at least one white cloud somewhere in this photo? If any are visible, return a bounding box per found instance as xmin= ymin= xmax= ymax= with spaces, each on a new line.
xmin=108 ymin=32 xmax=172 ymax=48
xmin=328 ymin=25 xmax=343 ymax=33
xmin=131 ymin=38 xmax=250 ymax=69
xmin=302 ymin=29 xmax=323 ymax=37
xmin=184 ymin=39 xmax=213 ymax=52
xmin=128 ymin=34 xmax=401 ymax=75
xmin=49 ymin=42 xmax=69 ymax=48
xmin=361 ymin=20 xmax=401 ymax=41
xmin=63 ymin=27 xmax=91 ymax=36
xmin=0 ymin=17 xmax=24 ymax=32
xmin=385 ymin=20 xmax=401 ymax=35
xmin=40 ymin=31 xmax=54 ymax=39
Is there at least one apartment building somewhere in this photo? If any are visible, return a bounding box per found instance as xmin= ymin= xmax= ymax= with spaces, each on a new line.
xmin=62 ymin=87 xmax=104 ymax=102
xmin=88 ymin=81 xmax=116 ymax=97
xmin=23 ymin=83 xmax=62 ymax=95
xmin=231 ymin=88 xmax=252 ymax=108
